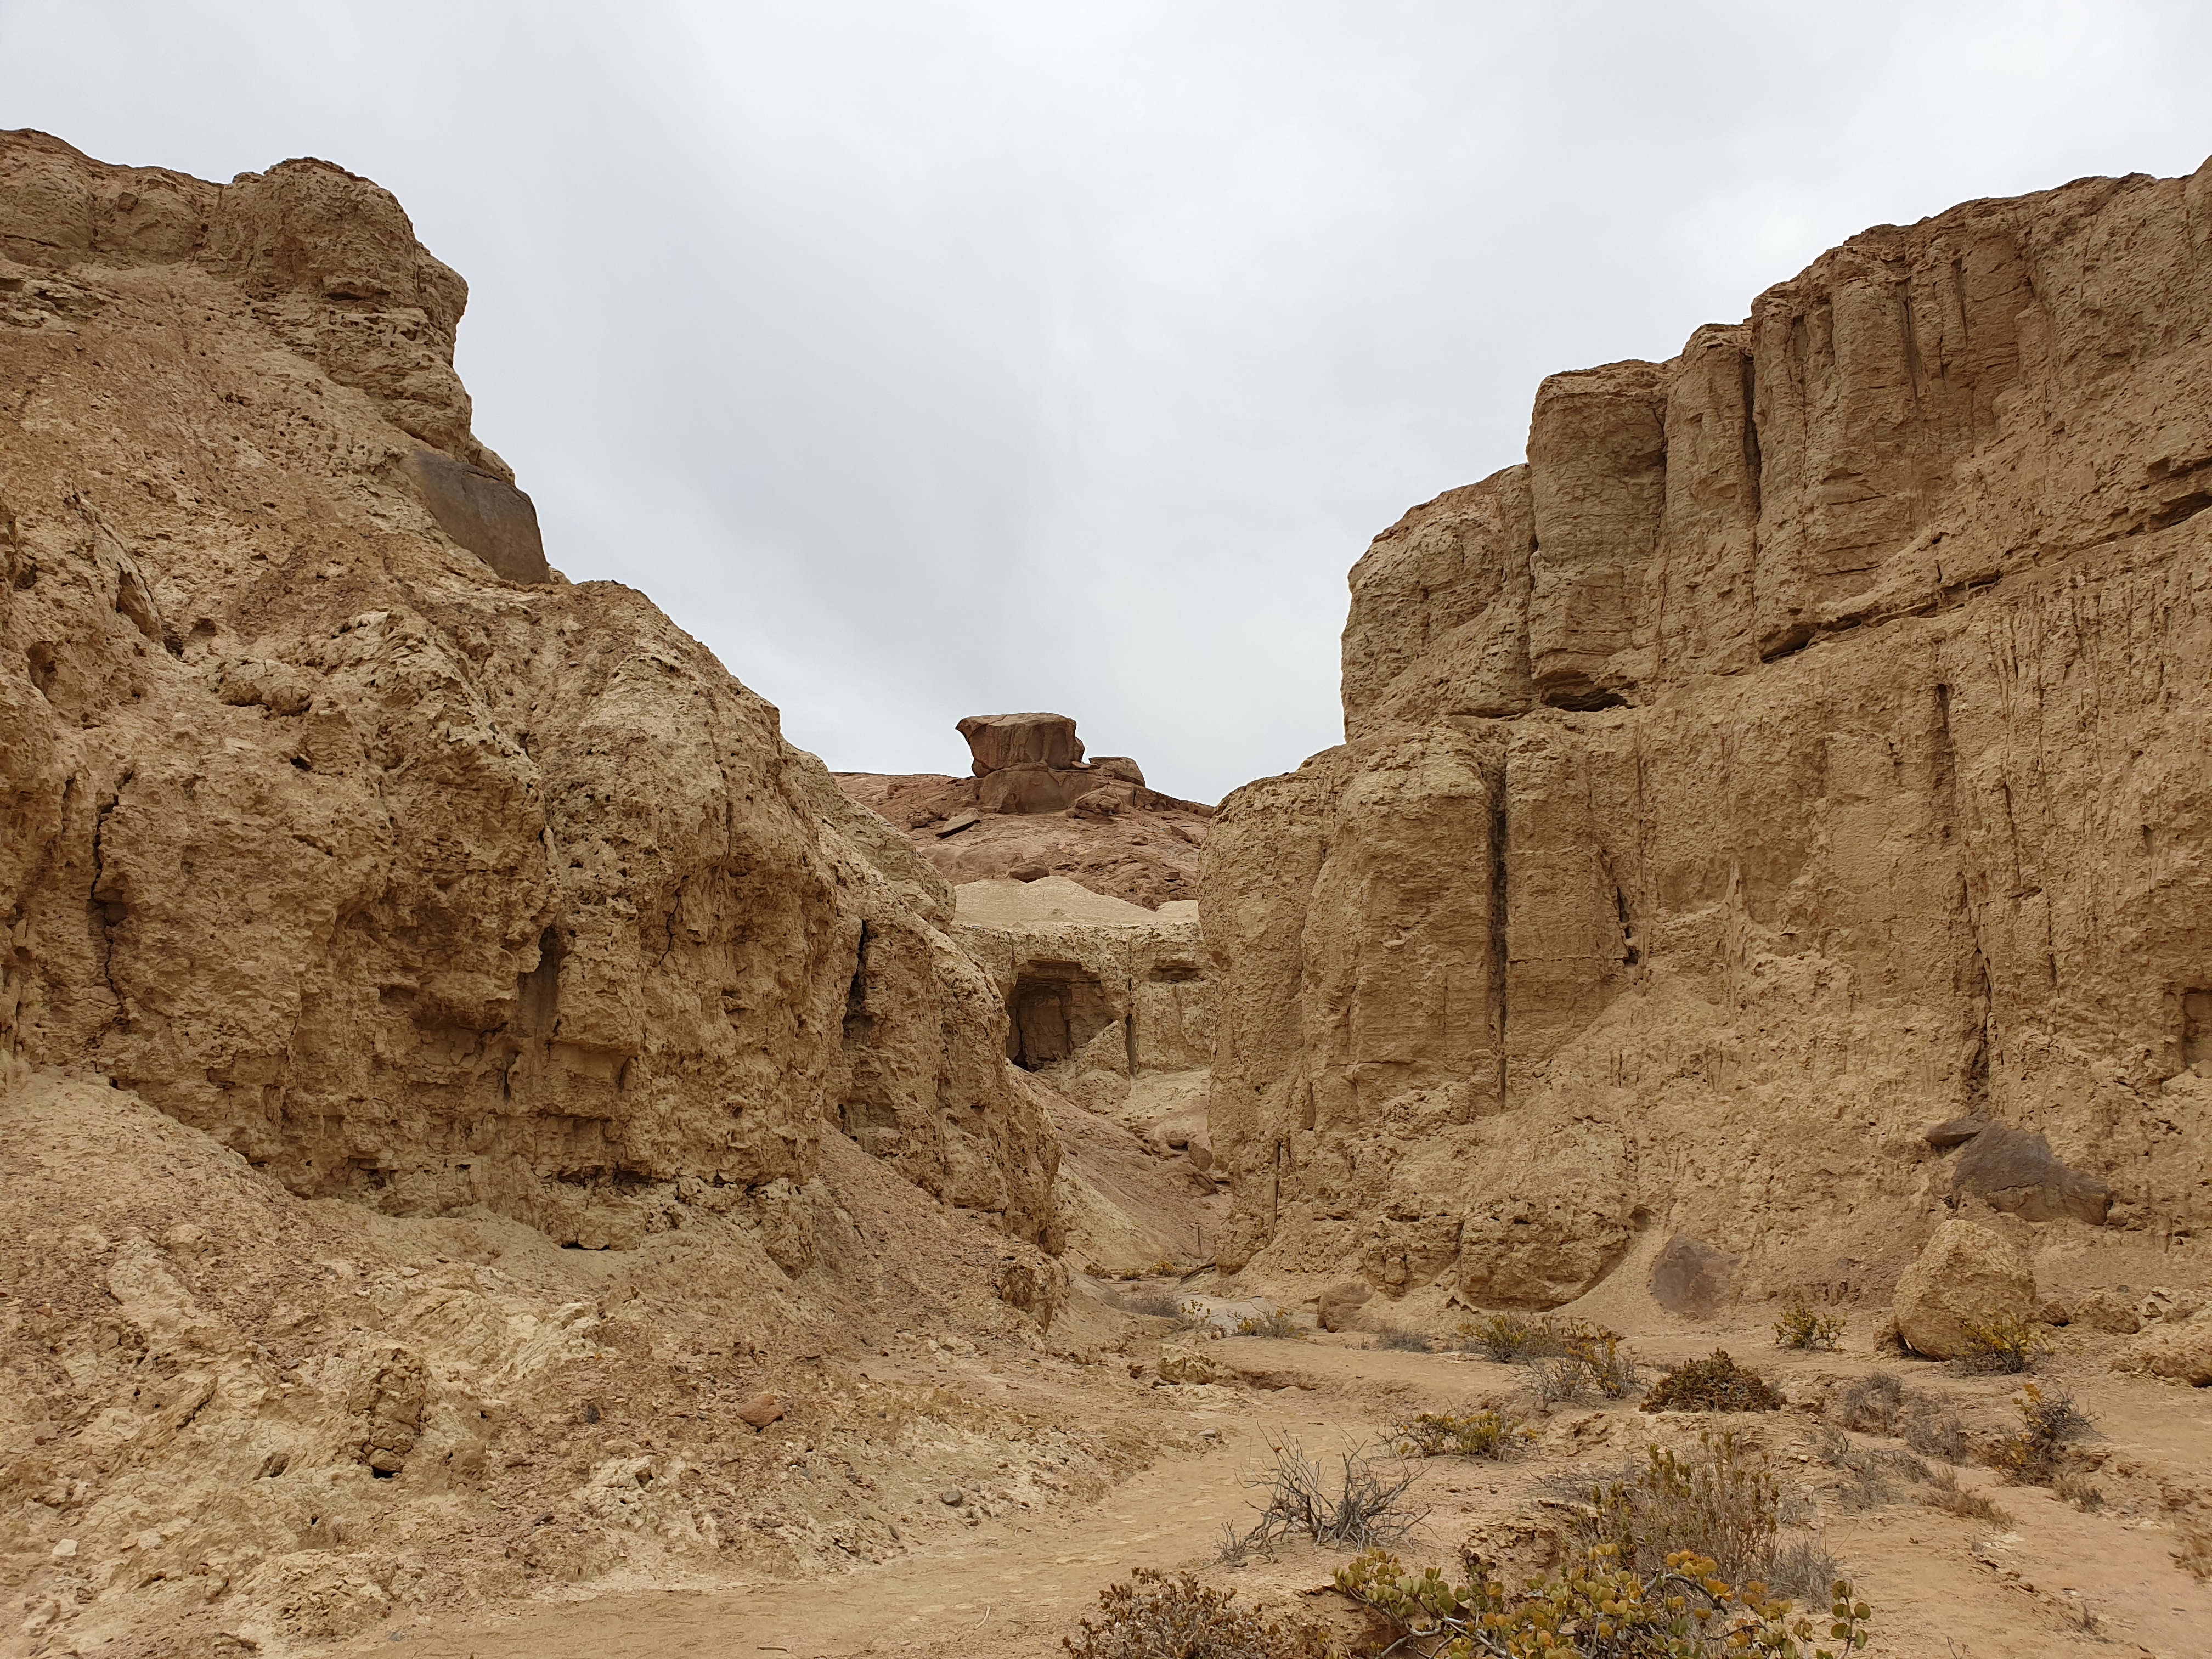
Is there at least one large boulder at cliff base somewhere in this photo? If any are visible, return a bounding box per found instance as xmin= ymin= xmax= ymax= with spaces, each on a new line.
xmin=1892 ymin=1220 xmax=2038 ymax=1359
xmin=1950 ymin=1124 xmax=2111 ymax=1225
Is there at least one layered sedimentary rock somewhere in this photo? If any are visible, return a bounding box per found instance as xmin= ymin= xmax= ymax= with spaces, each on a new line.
xmin=0 ymin=129 xmax=1056 ymax=1249
xmin=1205 ymin=157 xmax=2212 ymax=1308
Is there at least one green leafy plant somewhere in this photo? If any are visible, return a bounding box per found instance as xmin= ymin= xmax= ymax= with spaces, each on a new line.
xmin=1957 ymin=1312 xmax=2044 ymax=1374
xmin=1641 ymin=1351 xmax=1784 ymax=1414
xmin=1389 ymin=1409 xmax=1527 ymax=1460
xmin=1065 ymin=1567 xmax=1334 ymax=1658
xmin=1335 ymin=1543 xmax=1872 ymax=1658
xmin=1775 ymin=1300 xmax=1847 ymax=1351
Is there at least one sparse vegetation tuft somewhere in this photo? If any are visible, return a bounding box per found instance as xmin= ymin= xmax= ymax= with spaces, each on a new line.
xmin=1065 ymin=1567 xmax=1334 ymax=1659
xmin=1825 ymin=1369 xmax=1968 ymax=1462
xmin=1232 ymin=1306 xmax=1304 ymax=1340
xmin=1457 ymin=1310 xmax=1553 ymax=1361
xmin=1920 ymin=1465 xmax=2014 ymax=1527
xmin=1569 ymin=1431 xmax=1832 ymax=1598
xmin=1118 ymin=1287 xmax=1181 ymax=1318
xmin=1372 ymin=1327 xmax=1434 ymax=1352
xmin=1775 ymin=1299 xmax=1848 ymax=1351
xmin=1336 ymin=1543 xmax=1871 ymax=1659
xmin=1219 ymin=1441 xmax=1420 ymax=1562
xmin=1641 ymin=1350 xmax=1785 ymax=1414
xmin=1809 ymin=1425 xmax=1929 ymax=1510
xmin=1985 ymin=1383 xmax=2090 ymax=1487
xmin=1387 ymin=1409 xmax=1526 ymax=1460
xmin=1957 ymin=1312 xmax=2045 ymax=1374
xmin=2173 ymin=1519 xmax=2212 ymax=1582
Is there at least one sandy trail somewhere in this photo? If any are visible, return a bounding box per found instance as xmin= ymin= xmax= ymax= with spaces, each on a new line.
xmin=341 ymin=1332 xmax=2212 ymax=1659
xmin=342 ymin=1397 xmax=1361 ymax=1658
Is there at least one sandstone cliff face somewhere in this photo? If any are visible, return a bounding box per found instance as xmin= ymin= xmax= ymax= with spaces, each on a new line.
xmin=0 ymin=130 xmax=1055 ymax=1250
xmin=1205 ymin=159 xmax=2212 ymax=1307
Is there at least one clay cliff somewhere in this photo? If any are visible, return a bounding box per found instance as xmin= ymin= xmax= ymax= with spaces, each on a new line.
xmin=0 ymin=129 xmax=1057 ymax=1249
xmin=1203 ymin=159 xmax=2212 ymax=1312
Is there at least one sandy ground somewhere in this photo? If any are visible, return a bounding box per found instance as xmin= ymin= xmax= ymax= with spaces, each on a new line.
xmin=324 ymin=1308 xmax=2212 ymax=1659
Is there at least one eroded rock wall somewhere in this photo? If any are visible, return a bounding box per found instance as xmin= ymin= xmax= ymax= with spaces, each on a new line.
xmin=1206 ymin=158 xmax=2212 ymax=1307
xmin=0 ymin=129 xmax=1055 ymax=1249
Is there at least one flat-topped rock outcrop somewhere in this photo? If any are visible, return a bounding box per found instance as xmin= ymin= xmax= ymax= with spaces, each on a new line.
xmin=837 ymin=712 xmax=1213 ymax=907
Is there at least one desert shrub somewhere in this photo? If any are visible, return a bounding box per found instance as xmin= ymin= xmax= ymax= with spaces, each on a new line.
xmin=1372 ymin=1328 xmax=1434 ymax=1352
xmin=1336 ymin=1543 xmax=1872 ymax=1658
xmin=1809 ymin=1426 xmax=1929 ymax=1510
xmin=1572 ymin=1327 xmax=1641 ymax=1399
xmin=1824 ymin=1369 xmax=1968 ymax=1461
xmin=1920 ymin=1464 xmax=2014 ymax=1526
xmin=1985 ymin=1383 xmax=2090 ymax=1486
xmin=1569 ymin=1431 xmax=1820 ymax=1593
xmin=2172 ymin=1520 xmax=2212 ymax=1582
xmin=1958 ymin=1312 xmax=2044 ymax=1374
xmin=1176 ymin=1299 xmax=1218 ymax=1334
xmin=1642 ymin=1351 xmax=1784 ymax=1414
xmin=1775 ymin=1300 xmax=1848 ymax=1351
xmin=1233 ymin=1306 xmax=1304 ymax=1339
xmin=1119 ymin=1288 xmax=1181 ymax=1317
xmin=1065 ymin=1567 xmax=1334 ymax=1659
xmin=1827 ymin=1371 xmax=1903 ymax=1435
xmin=1388 ymin=1409 xmax=1526 ymax=1460
xmin=1220 ymin=1442 xmax=1420 ymax=1561
xmin=1456 ymin=1311 xmax=1554 ymax=1361
xmin=1898 ymin=1396 xmax=1970 ymax=1463
xmin=2051 ymin=1470 xmax=2104 ymax=1511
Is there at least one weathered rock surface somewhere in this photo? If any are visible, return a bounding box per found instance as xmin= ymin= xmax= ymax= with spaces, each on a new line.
xmin=1203 ymin=155 xmax=2212 ymax=1308
xmin=1893 ymin=1219 xmax=2038 ymax=1358
xmin=2119 ymin=1312 xmax=2212 ymax=1385
xmin=0 ymin=128 xmax=1056 ymax=1247
xmin=955 ymin=877 xmax=1213 ymax=1104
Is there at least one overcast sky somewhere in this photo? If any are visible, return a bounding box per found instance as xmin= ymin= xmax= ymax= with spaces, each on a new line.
xmin=5 ymin=2 xmax=2210 ymax=800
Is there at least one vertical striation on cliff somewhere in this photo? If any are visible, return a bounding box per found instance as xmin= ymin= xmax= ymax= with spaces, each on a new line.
xmin=1204 ymin=158 xmax=2212 ymax=1307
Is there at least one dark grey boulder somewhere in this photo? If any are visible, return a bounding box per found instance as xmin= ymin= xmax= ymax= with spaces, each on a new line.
xmin=1952 ymin=1125 xmax=2110 ymax=1224
xmin=1649 ymin=1234 xmax=1734 ymax=1318
xmin=404 ymin=448 xmax=551 ymax=584
xmin=1923 ymin=1114 xmax=1993 ymax=1150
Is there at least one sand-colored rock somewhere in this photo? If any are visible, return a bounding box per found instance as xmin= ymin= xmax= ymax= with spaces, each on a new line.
xmin=1203 ymin=155 xmax=2212 ymax=1305
xmin=2118 ymin=1313 xmax=2212 ymax=1385
xmin=1892 ymin=1219 xmax=2038 ymax=1358
xmin=953 ymin=877 xmax=1213 ymax=1100
xmin=0 ymin=129 xmax=1055 ymax=1250
xmin=1317 ymin=1280 xmax=1372 ymax=1331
